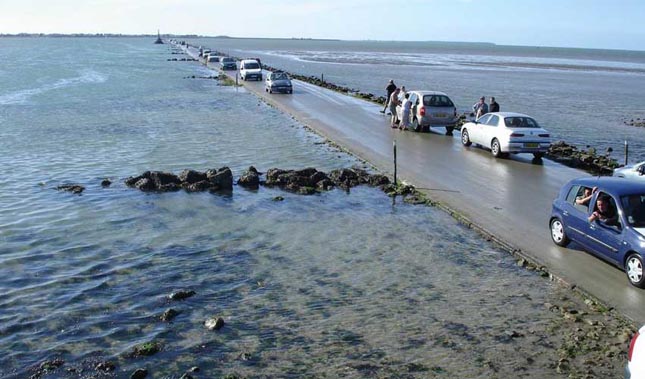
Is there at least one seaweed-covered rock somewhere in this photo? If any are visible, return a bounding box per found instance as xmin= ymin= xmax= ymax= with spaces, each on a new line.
xmin=160 ymin=308 xmax=180 ymax=322
xmin=134 ymin=178 xmax=156 ymax=191
xmin=367 ymin=174 xmax=390 ymax=186
xmin=131 ymin=341 xmax=161 ymax=357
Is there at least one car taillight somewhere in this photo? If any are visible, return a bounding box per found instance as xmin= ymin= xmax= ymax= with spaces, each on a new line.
xmin=419 ymin=106 xmax=426 ymax=116
xmin=539 ymin=134 xmax=550 ymax=137
xmin=510 ymin=133 xmax=525 ymax=137
xmin=628 ymin=331 xmax=640 ymax=361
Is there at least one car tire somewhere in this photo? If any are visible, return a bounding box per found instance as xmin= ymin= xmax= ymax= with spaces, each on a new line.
xmin=446 ymin=126 xmax=454 ymax=135
xmin=412 ymin=118 xmax=421 ymax=132
xmin=533 ymin=152 xmax=544 ymax=159
xmin=626 ymin=253 xmax=645 ymax=288
xmin=461 ymin=130 xmax=472 ymax=146
xmin=550 ymin=218 xmax=570 ymax=247
xmin=491 ymin=139 xmax=503 ymax=158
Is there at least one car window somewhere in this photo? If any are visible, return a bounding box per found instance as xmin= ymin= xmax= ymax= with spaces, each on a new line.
xmin=423 ymin=95 xmax=454 ymax=107
xmin=621 ymin=194 xmax=645 ymax=227
xmin=273 ymin=72 xmax=288 ymax=80
xmin=568 ymin=185 xmax=593 ymax=212
xmin=504 ymin=117 xmax=540 ymax=128
xmin=409 ymin=93 xmax=418 ymax=104
xmin=244 ymin=62 xmax=260 ymax=69
xmin=486 ymin=115 xmax=500 ymax=126
xmin=476 ymin=114 xmax=492 ymax=124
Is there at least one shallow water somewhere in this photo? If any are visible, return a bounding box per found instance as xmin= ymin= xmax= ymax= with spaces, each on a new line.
xmin=0 ymin=38 xmax=623 ymax=378
xmin=195 ymin=37 xmax=645 ymax=163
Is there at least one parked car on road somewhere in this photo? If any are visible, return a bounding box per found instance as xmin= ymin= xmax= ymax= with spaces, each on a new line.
xmin=615 ymin=161 xmax=645 ymax=180
xmin=239 ymin=59 xmax=262 ymax=81
xmin=220 ymin=57 xmax=237 ymax=71
xmin=265 ymin=71 xmax=293 ymax=94
xmin=207 ymin=55 xmax=220 ymax=64
xmin=626 ymin=324 xmax=645 ymax=378
xmin=399 ymin=90 xmax=458 ymax=134
xmin=550 ymin=177 xmax=645 ymax=288
xmin=460 ymin=112 xmax=551 ymax=159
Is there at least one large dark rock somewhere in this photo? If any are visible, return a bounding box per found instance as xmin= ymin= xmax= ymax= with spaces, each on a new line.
xmin=238 ymin=167 xmax=260 ymax=189
xmin=57 ymin=184 xmax=85 ymax=194
xmin=134 ymin=178 xmax=156 ymax=192
xmin=168 ymin=290 xmax=196 ymax=300
xmin=206 ymin=167 xmax=233 ymax=190
xmin=130 ymin=368 xmax=148 ymax=379
xmin=179 ymin=169 xmax=207 ymax=184
xmin=368 ymin=174 xmax=390 ymax=186
xmin=183 ymin=180 xmax=211 ymax=192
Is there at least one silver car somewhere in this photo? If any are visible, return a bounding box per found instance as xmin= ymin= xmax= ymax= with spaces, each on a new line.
xmin=265 ymin=71 xmax=293 ymax=94
xmin=399 ymin=90 xmax=458 ymax=134
xmin=614 ymin=161 xmax=645 ymax=179
xmin=460 ymin=112 xmax=551 ymax=159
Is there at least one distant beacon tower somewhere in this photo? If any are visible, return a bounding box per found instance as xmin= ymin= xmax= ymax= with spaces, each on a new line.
xmin=154 ymin=30 xmax=163 ymax=44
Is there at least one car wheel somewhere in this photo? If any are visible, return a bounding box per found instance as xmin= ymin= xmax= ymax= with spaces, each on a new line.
xmin=626 ymin=253 xmax=645 ymax=288
xmin=412 ymin=118 xmax=420 ymax=132
xmin=446 ymin=126 xmax=454 ymax=136
xmin=533 ymin=152 xmax=544 ymax=159
xmin=461 ymin=130 xmax=472 ymax=146
xmin=491 ymin=139 xmax=503 ymax=158
xmin=550 ymin=218 xmax=570 ymax=247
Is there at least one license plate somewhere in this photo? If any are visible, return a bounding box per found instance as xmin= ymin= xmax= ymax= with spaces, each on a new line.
xmin=524 ymin=143 xmax=539 ymax=148
xmin=434 ymin=113 xmax=447 ymax=118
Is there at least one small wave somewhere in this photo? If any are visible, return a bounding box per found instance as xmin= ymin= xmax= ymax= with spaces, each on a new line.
xmin=0 ymin=70 xmax=108 ymax=105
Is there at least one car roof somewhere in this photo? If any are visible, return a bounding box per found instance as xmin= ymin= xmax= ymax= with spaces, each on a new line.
xmin=490 ymin=112 xmax=532 ymax=118
xmin=568 ymin=177 xmax=645 ymax=196
xmin=410 ymin=90 xmax=449 ymax=96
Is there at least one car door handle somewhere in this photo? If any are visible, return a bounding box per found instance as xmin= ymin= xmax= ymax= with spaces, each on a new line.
xmin=563 ymin=211 xmax=569 ymax=216
xmin=589 ymin=224 xmax=596 ymax=230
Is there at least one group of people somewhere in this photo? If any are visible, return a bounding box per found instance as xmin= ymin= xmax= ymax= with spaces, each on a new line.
xmin=380 ymin=80 xmax=412 ymax=130
xmin=380 ymin=80 xmax=502 ymax=130
xmin=472 ymin=96 xmax=500 ymax=119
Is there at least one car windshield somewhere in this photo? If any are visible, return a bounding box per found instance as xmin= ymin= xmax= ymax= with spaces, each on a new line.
xmin=222 ymin=58 xmax=234 ymax=63
xmin=272 ymin=72 xmax=289 ymax=80
xmin=423 ymin=95 xmax=454 ymax=107
xmin=504 ymin=117 xmax=540 ymax=128
xmin=621 ymin=194 xmax=645 ymax=227
xmin=244 ymin=62 xmax=260 ymax=69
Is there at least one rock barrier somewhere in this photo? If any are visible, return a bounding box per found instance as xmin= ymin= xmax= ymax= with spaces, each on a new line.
xmin=546 ymin=141 xmax=620 ymax=175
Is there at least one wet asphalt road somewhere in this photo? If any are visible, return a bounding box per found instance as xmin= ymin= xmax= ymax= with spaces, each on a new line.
xmin=192 ymin=48 xmax=645 ymax=325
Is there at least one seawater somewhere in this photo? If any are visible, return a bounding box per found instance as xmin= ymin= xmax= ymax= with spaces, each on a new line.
xmin=195 ymin=38 xmax=645 ymax=163
xmin=0 ymin=37 xmax=616 ymax=378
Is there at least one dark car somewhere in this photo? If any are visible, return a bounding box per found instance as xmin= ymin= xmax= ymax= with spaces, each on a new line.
xmin=550 ymin=177 xmax=645 ymax=288
xmin=220 ymin=57 xmax=237 ymax=71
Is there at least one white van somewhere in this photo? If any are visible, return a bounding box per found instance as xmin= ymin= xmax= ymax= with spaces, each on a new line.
xmin=239 ymin=59 xmax=262 ymax=81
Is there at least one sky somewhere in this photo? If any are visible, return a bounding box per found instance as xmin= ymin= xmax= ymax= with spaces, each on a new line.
xmin=1 ymin=0 xmax=644 ymax=51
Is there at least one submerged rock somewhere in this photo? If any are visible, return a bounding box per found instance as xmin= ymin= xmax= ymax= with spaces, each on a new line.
xmin=168 ymin=290 xmax=196 ymax=300
xmin=56 ymin=184 xmax=85 ymax=194
xmin=101 ymin=178 xmax=111 ymax=187
xmin=160 ymin=308 xmax=180 ymax=321
xmin=205 ymin=316 xmax=225 ymax=330
xmin=130 ymin=368 xmax=148 ymax=379
xmin=131 ymin=341 xmax=162 ymax=357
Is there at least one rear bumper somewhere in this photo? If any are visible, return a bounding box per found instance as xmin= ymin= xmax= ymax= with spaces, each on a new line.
xmin=502 ymin=142 xmax=551 ymax=153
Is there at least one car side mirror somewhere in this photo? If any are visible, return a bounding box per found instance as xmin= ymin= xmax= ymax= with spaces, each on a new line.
xmin=638 ymin=166 xmax=645 ymax=176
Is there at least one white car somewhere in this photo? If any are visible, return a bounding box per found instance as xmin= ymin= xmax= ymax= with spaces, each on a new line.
xmin=626 ymin=325 xmax=645 ymax=378
xmin=239 ymin=59 xmax=262 ymax=81
xmin=615 ymin=161 xmax=645 ymax=179
xmin=460 ymin=112 xmax=551 ymax=159
xmin=265 ymin=71 xmax=293 ymax=94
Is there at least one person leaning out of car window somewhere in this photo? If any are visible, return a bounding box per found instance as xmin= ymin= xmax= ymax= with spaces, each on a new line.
xmin=589 ymin=194 xmax=619 ymax=226
xmin=576 ymin=186 xmax=597 ymax=206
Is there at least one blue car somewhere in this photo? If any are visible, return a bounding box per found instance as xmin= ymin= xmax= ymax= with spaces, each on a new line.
xmin=550 ymin=177 xmax=645 ymax=288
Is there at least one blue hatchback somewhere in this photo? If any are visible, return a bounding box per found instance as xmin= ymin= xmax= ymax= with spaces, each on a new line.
xmin=550 ymin=177 xmax=645 ymax=288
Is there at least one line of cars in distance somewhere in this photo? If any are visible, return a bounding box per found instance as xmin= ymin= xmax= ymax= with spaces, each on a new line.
xmin=197 ymin=47 xmax=293 ymax=94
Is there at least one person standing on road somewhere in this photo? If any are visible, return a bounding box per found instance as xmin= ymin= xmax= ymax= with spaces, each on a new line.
xmin=389 ymin=88 xmax=401 ymax=128
xmin=398 ymin=86 xmax=407 ymax=102
xmin=400 ymin=93 xmax=412 ymax=130
xmin=490 ymin=97 xmax=500 ymax=112
xmin=381 ymin=80 xmax=397 ymax=114
xmin=472 ymin=96 xmax=489 ymax=119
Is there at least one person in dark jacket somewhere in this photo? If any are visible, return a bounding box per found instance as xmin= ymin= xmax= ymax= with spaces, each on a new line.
xmin=490 ymin=97 xmax=500 ymax=112
xmin=381 ymin=80 xmax=397 ymax=114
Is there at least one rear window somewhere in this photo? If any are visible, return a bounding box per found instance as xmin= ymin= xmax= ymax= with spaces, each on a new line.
xmin=423 ymin=95 xmax=454 ymax=107
xmin=504 ymin=117 xmax=540 ymax=128
xmin=244 ymin=62 xmax=260 ymax=69
xmin=272 ymin=72 xmax=289 ymax=80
